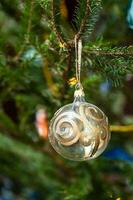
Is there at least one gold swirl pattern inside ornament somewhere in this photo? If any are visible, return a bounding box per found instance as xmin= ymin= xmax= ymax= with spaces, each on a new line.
xmin=49 ymin=102 xmax=110 ymax=160
xmin=52 ymin=110 xmax=83 ymax=146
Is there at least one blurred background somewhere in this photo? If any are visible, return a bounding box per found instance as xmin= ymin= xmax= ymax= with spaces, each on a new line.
xmin=0 ymin=0 xmax=133 ymax=199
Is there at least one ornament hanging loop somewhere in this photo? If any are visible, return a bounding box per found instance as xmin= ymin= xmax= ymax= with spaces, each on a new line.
xmin=75 ymin=35 xmax=82 ymax=86
xmin=74 ymin=35 xmax=84 ymax=97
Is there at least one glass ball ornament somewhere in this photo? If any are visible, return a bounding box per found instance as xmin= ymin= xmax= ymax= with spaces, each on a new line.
xmin=49 ymin=87 xmax=110 ymax=161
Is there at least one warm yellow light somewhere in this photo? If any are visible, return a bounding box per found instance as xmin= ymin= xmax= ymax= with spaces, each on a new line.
xmin=116 ymin=197 xmax=122 ymax=200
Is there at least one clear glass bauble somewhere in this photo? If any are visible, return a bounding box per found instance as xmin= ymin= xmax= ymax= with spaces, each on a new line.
xmin=49 ymin=90 xmax=110 ymax=161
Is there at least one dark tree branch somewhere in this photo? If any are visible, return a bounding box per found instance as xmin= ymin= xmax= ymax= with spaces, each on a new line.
xmin=52 ymin=0 xmax=68 ymax=48
xmin=76 ymin=0 xmax=90 ymax=41
xmin=52 ymin=0 xmax=90 ymax=48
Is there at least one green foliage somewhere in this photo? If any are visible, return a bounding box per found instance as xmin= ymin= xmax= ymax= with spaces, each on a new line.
xmin=41 ymin=0 xmax=133 ymax=85
xmin=37 ymin=0 xmax=51 ymax=15
xmin=0 ymin=0 xmax=133 ymax=199
xmin=84 ymin=45 xmax=133 ymax=86
xmin=84 ymin=0 xmax=102 ymax=39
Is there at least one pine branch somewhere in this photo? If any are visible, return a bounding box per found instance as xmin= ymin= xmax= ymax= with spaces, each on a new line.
xmin=83 ymin=45 xmax=133 ymax=85
xmin=13 ymin=0 xmax=35 ymax=62
xmin=0 ymin=133 xmax=61 ymax=188
xmin=75 ymin=0 xmax=90 ymax=41
xmin=52 ymin=0 xmax=67 ymax=47
xmin=38 ymin=0 xmax=101 ymax=49
xmin=83 ymin=0 xmax=102 ymax=40
xmin=95 ymin=59 xmax=132 ymax=86
xmin=37 ymin=0 xmax=50 ymax=11
xmin=25 ymin=0 xmax=34 ymax=43
xmin=52 ymin=0 xmax=72 ymax=48
xmin=84 ymin=46 xmax=133 ymax=57
xmin=74 ymin=0 xmax=102 ymax=42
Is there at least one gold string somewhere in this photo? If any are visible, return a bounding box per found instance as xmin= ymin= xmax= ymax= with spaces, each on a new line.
xmin=75 ymin=35 xmax=82 ymax=86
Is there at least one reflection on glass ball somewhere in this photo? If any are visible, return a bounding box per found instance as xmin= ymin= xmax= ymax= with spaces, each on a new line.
xmin=49 ymin=100 xmax=110 ymax=161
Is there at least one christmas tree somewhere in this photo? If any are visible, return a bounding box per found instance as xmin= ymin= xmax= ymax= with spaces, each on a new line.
xmin=0 ymin=0 xmax=133 ymax=199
